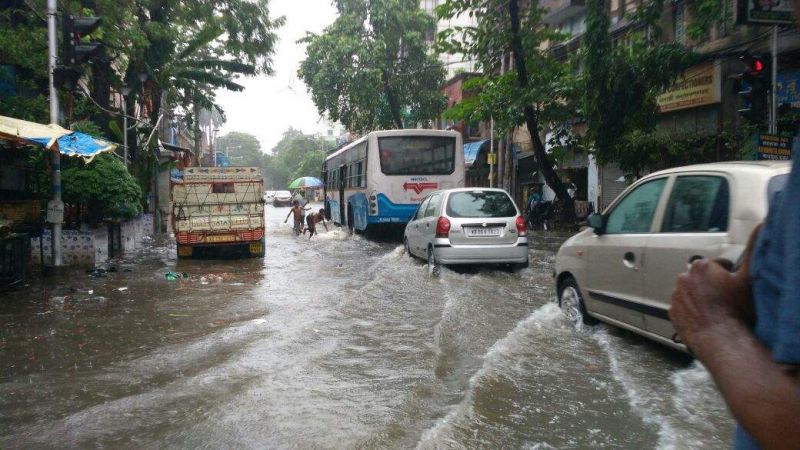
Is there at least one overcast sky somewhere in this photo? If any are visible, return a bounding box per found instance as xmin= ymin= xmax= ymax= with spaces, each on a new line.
xmin=214 ymin=0 xmax=339 ymax=153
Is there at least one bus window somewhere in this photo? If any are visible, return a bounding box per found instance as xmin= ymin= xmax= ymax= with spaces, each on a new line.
xmin=356 ymin=161 xmax=364 ymax=187
xmin=378 ymin=136 xmax=455 ymax=175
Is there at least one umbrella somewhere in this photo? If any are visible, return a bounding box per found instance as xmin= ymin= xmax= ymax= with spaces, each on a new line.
xmin=288 ymin=176 xmax=323 ymax=189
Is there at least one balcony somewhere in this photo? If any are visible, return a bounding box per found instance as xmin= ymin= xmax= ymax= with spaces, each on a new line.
xmin=541 ymin=0 xmax=586 ymax=25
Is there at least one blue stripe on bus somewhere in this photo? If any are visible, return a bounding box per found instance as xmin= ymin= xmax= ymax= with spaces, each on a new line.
xmin=367 ymin=193 xmax=417 ymax=225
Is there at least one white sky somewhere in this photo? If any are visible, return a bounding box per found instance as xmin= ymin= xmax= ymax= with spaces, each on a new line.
xmin=214 ymin=0 xmax=339 ymax=153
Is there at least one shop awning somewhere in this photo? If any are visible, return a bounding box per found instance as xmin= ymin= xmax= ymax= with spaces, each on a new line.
xmin=0 ymin=115 xmax=116 ymax=163
xmin=464 ymin=139 xmax=489 ymax=168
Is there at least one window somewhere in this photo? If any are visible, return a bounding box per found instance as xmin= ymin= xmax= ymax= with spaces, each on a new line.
xmin=212 ymin=182 xmax=235 ymax=194
xmin=446 ymin=191 xmax=517 ymax=218
xmin=425 ymin=194 xmax=442 ymax=218
xmin=415 ymin=197 xmax=431 ymax=220
xmin=356 ymin=161 xmax=364 ymax=188
xmin=662 ymin=176 xmax=729 ymax=233
xmin=378 ymin=136 xmax=455 ymax=175
xmin=605 ymin=178 xmax=667 ymax=234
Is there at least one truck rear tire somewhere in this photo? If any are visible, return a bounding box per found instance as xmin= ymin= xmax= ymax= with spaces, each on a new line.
xmin=248 ymin=238 xmax=266 ymax=258
xmin=177 ymin=244 xmax=193 ymax=259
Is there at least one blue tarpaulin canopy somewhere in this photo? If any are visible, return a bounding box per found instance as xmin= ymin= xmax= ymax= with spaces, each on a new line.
xmin=0 ymin=115 xmax=116 ymax=163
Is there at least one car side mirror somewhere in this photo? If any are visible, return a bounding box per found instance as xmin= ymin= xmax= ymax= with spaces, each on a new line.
xmin=587 ymin=213 xmax=605 ymax=235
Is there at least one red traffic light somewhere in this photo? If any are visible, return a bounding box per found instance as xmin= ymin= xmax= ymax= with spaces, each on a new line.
xmin=752 ymin=58 xmax=764 ymax=74
xmin=740 ymin=53 xmax=767 ymax=76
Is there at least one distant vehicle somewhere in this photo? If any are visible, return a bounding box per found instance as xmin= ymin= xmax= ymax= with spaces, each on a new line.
xmin=404 ymin=188 xmax=528 ymax=275
xmin=171 ymin=167 xmax=265 ymax=259
xmin=265 ymin=191 xmax=276 ymax=203
xmin=273 ymin=190 xmax=292 ymax=207
xmin=322 ymin=129 xmax=465 ymax=234
xmin=555 ymin=161 xmax=791 ymax=351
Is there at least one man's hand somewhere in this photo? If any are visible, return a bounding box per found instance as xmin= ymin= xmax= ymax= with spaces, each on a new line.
xmin=669 ymin=225 xmax=761 ymax=354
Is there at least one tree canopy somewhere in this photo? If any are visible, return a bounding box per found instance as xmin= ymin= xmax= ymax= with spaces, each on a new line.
xmin=298 ymin=0 xmax=446 ymax=133
xmin=215 ymin=132 xmax=264 ymax=167
xmin=263 ymin=128 xmax=332 ymax=190
xmin=437 ymin=0 xmax=579 ymax=219
xmin=582 ymin=0 xmax=697 ymax=176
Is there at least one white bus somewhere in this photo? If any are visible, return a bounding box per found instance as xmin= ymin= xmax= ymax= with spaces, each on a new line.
xmin=323 ymin=129 xmax=465 ymax=232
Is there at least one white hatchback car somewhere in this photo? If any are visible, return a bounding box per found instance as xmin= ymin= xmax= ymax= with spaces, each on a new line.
xmin=555 ymin=161 xmax=791 ymax=350
xmin=404 ymin=188 xmax=529 ymax=273
xmin=273 ymin=190 xmax=292 ymax=207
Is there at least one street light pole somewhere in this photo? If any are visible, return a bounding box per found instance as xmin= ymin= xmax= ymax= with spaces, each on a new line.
xmin=47 ymin=0 xmax=63 ymax=268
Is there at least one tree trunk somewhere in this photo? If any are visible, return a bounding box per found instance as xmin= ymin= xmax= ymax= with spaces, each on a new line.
xmin=125 ymin=94 xmax=137 ymax=162
xmin=507 ymin=0 xmax=575 ymax=224
xmin=381 ymin=69 xmax=404 ymax=129
xmin=90 ymin=60 xmax=111 ymax=133
xmin=193 ymin=101 xmax=202 ymax=164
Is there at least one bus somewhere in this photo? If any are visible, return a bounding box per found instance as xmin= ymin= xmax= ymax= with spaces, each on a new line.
xmin=323 ymin=129 xmax=465 ymax=233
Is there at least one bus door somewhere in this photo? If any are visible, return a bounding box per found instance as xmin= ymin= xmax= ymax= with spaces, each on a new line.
xmin=322 ymin=168 xmax=331 ymax=220
xmin=339 ymin=164 xmax=347 ymax=225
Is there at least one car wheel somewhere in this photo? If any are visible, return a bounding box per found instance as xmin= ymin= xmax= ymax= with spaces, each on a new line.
xmin=558 ymin=276 xmax=597 ymax=325
xmin=427 ymin=246 xmax=440 ymax=277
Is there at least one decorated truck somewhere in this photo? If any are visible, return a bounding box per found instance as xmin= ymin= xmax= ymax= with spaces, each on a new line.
xmin=171 ymin=167 xmax=265 ymax=258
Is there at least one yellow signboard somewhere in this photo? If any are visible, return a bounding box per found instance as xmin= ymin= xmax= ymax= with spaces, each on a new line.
xmin=657 ymin=63 xmax=721 ymax=113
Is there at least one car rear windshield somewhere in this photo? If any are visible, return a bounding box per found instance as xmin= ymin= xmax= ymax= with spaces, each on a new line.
xmin=378 ymin=136 xmax=455 ymax=175
xmin=446 ymin=191 xmax=517 ymax=218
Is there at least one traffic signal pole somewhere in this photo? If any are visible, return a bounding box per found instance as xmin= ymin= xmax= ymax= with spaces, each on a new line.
xmin=770 ymin=26 xmax=778 ymax=134
xmin=47 ymin=0 xmax=63 ymax=268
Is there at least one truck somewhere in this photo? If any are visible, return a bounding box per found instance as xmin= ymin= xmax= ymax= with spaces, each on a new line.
xmin=171 ymin=167 xmax=265 ymax=258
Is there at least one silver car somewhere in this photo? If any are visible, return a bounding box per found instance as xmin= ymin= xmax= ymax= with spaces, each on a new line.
xmin=273 ymin=190 xmax=292 ymax=207
xmin=404 ymin=188 xmax=529 ymax=274
xmin=555 ymin=161 xmax=791 ymax=350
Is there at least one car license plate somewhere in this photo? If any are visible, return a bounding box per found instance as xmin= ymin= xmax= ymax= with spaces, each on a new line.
xmin=249 ymin=242 xmax=264 ymax=254
xmin=467 ymin=227 xmax=501 ymax=237
xmin=206 ymin=234 xmax=236 ymax=243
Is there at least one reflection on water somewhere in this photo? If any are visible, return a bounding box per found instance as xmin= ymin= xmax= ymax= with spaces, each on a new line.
xmin=0 ymin=206 xmax=733 ymax=449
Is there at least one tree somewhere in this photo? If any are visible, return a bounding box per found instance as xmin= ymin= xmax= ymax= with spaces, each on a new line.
xmin=215 ymin=132 xmax=264 ymax=167
xmin=582 ymin=0 xmax=697 ymax=176
xmin=263 ymin=128 xmax=333 ymax=189
xmin=62 ymin=153 xmax=143 ymax=225
xmin=298 ymin=0 xmax=446 ymax=133
xmin=438 ymin=0 xmax=580 ymax=221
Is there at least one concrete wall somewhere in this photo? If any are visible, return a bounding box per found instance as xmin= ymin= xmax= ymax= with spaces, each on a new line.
xmin=30 ymin=214 xmax=153 ymax=268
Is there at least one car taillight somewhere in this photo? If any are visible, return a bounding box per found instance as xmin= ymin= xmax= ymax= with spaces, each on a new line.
xmin=516 ymin=215 xmax=527 ymax=236
xmin=436 ymin=216 xmax=451 ymax=238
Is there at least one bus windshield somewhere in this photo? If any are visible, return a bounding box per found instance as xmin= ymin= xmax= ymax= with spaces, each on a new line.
xmin=378 ymin=136 xmax=455 ymax=175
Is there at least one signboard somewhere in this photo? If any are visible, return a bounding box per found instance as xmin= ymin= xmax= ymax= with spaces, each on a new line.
xmin=657 ymin=63 xmax=721 ymax=113
xmin=182 ymin=167 xmax=262 ymax=182
xmin=757 ymin=133 xmax=793 ymax=160
xmin=46 ymin=200 xmax=64 ymax=224
xmin=777 ymin=70 xmax=800 ymax=107
xmin=740 ymin=0 xmax=794 ymax=24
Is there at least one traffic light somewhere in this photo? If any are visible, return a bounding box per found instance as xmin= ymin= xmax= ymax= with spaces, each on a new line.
xmin=54 ymin=14 xmax=102 ymax=92
xmin=736 ymin=53 xmax=771 ymax=126
xmin=61 ymin=15 xmax=102 ymax=65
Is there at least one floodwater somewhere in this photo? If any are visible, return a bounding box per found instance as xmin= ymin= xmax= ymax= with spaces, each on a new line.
xmin=0 ymin=205 xmax=734 ymax=449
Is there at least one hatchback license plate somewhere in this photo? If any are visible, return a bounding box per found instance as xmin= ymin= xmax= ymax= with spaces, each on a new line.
xmin=467 ymin=227 xmax=501 ymax=237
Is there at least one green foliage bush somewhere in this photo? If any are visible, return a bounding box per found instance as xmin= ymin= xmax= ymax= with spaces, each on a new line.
xmin=62 ymin=153 xmax=143 ymax=221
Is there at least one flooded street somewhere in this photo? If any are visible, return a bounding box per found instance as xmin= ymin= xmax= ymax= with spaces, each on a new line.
xmin=1 ymin=205 xmax=734 ymax=449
